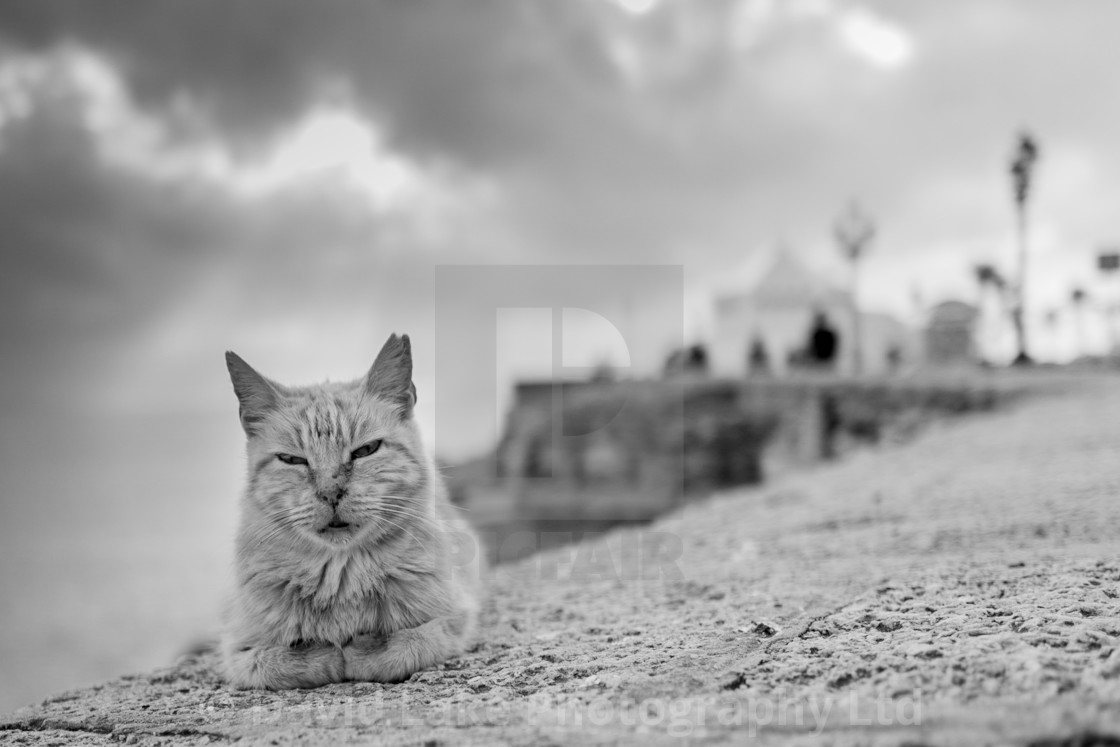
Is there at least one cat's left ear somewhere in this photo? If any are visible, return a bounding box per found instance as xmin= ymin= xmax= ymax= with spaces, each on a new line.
xmin=225 ymin=352 xmax=283 ymax=436
xmin=364 ymin=333 xmax=417 ymax=415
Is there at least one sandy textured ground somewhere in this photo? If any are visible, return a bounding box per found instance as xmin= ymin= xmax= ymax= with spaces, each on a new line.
xmin=3 ymin=374 xmax=1119 ymax=746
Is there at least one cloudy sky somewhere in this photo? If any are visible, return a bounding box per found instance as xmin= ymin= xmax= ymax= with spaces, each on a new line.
xmin=2 ymin=0 xmax=1120 ymax=455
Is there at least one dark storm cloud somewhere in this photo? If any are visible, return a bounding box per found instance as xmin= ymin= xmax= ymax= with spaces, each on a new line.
xmin=0 ymin=98 xmax=241 ymax=411
xmin=0 ymin=0 xmax=611 ymax=169
xmin=0 ymin=0 xmax=814 ymax=264
xmin=5 ymin=0 xmax=1120 ymax=232
xmin=0 ymin=70 xmax=449 ymax=415
xmin=0 ymin=112 xmax=231 ymax=324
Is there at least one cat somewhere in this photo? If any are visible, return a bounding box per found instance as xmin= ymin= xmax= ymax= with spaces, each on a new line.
xmin=220 ymin=334 xmax=482 ymax=689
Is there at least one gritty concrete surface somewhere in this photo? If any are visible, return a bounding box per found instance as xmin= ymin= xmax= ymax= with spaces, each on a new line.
xmin=3 ymin=373 xmax=1120 ymax=746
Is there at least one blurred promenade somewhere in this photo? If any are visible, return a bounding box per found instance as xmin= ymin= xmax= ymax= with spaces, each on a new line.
xmin=3 ymin=373 xmax=1120 ymax=745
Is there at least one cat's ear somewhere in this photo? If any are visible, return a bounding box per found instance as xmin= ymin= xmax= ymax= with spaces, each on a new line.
xmin=364 ymin=333 xmax=417 ymax=414
xmin=225 ymin=351 xmax=282 ymax=435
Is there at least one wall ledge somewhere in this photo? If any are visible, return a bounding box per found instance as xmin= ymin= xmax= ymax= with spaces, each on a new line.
xmin=4 ymin=376 xmax=1120 ymax=745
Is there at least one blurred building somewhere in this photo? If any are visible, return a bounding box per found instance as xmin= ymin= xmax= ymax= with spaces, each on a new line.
xmin=923 ymin=300 xmax=980 ymax=366
xmin=710 ymin=249 xmax=915 ymax=377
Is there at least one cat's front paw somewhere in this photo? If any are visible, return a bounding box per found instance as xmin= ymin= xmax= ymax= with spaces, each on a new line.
xmin=345 ymin=632 xmax=388 ymax=654
xmin=343 ymin=631 xmax=416 ymax=683
xmin=224 ymin=641 xmax=345 ymax=690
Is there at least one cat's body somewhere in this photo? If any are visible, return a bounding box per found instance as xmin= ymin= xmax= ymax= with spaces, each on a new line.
xmin=220 ymin=334 xmax=481 ymax=689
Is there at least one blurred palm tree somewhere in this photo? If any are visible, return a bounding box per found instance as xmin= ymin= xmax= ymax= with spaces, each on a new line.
xmin=1044 ymin=308 xmax=1061 ymax=354
xmin=834 ymin=201 xmax=876 ymax=376
xmin=1010 ymin=131 xmax=1040 ymax=365
xmin=974 ymin=263 xmax=1006 ymax=295
xmin=1070 ymin=287 xmax=1088 ymax=360
xmin=974 ymin=263 xmax=1008 ymax=362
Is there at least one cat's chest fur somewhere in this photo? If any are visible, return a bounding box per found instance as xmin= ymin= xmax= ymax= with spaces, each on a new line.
xmin=240 ymin=545 xmax=447 ymax=647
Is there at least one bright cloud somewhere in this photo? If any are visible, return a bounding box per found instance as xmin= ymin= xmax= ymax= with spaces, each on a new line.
xmin=237 ymin=108 xmax=414 ymax=203
xmin=837 ymin=7 xmax=914 ymax=68
xmin=0 ymin=43 xmax=495 ymax=225
xmin=612 ymin=0 xmax=661 ymax=16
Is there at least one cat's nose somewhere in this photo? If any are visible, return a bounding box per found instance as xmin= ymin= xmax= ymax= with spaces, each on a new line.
xmin=317 ymin=487 xmax=345 ymax=508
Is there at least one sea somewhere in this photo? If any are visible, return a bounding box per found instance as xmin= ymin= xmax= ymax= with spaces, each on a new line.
xmin=0 ymin=411 xmax=243 ymax=714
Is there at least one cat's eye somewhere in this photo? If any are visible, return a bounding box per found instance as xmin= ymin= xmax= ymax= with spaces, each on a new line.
xmin=276 ymin=453 xmax=309 ymax=466
xmin=350 ymin=440 xmax=383 ymax=461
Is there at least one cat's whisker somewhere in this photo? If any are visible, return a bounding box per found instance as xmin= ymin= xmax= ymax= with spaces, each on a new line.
xmin=369 ymin=512 xmax=438 ymax=539
xmin=369 ymin=511 xmax=463 ymax=550
xmin=371 ymin=503 xmax=450 ymax=530
xmin=367 ymin=514 xmax=428 ymax=550
xmin=373 ymin=504 xmax=442 ymax=525
xmin=252 ymin=521 xmax=305 ymax=546
xmin=372 ymin=500 xmax=451 ymax=528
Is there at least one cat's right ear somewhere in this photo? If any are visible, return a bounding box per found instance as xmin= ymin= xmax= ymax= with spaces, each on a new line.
xmin=364 ymin=333 xmax=416 ymax=416
xmin=225 ymin=352 xmax=281 ymax=436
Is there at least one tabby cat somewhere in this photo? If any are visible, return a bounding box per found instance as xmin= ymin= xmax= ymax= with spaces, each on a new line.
xmin=220 ymin=334 xmax=481 ymax=689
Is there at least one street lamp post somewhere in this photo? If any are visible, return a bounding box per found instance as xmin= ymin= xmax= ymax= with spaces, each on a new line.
xmin=1010 ymin=132 xmax=1039 ymax=365
xmin=834 ymin=201 xmax=876 ymax=376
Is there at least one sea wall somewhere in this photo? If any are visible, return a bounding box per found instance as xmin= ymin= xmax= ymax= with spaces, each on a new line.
xmin=456 ymin=374 xmax=1010 ymax=528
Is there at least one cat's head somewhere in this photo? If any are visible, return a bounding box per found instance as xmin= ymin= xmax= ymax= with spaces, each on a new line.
xmin=225 ymin=334 xmax=429 ymax=549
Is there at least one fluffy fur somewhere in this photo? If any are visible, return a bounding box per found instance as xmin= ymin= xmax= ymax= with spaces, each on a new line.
xmin=220 ymin=334 xmax=482 ymax=689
